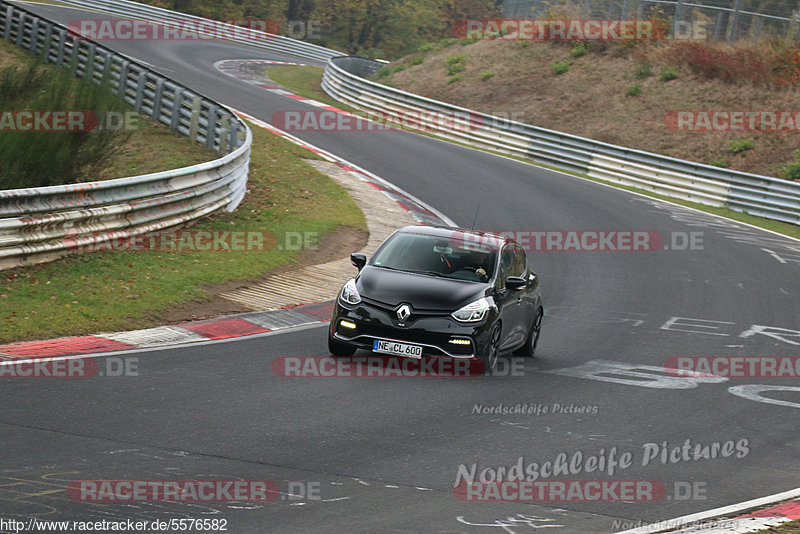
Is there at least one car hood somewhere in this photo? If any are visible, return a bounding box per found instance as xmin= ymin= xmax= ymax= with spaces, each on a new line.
xmin=357 ymin=266 xmax=488 ymax=311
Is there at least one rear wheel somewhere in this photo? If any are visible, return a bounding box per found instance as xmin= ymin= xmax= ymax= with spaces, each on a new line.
xmin=515 ymin=307 xmax=542 ymax=358
xmin=328 ymin=335 xmax=356 ymax=357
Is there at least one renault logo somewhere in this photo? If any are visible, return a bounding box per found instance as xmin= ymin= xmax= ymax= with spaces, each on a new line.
xmin=396 ymin=304 xmax=411 ymax=322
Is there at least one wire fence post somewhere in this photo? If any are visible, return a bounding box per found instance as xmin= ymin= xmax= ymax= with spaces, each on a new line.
xmin=728 ymin=0 xmax=742 ymax=42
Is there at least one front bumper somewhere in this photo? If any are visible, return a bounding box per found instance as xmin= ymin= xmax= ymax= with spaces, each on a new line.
xmin=330 ymin=299 xmax=494 ymax=358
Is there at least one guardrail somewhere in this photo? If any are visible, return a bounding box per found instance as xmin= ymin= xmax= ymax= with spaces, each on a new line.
xmin=47 ymin=0 xmax=341 ymax=63
xmin=0 ymin=1 xmax=252 ymax=270
xmin=322 ymin=57 xmax=800 ymax=226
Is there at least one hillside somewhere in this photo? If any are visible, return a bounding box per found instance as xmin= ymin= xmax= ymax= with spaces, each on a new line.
xmin=375 ymin=38 xmax=800 ymax=180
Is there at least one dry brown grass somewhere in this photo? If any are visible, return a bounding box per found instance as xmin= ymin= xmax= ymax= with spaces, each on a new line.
xmin=383 ymin=39 xmax=800 ymax=179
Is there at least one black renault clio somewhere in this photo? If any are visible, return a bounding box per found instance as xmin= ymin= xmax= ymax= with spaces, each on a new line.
xmin=328 ymin=226 xmax=543 ymax=371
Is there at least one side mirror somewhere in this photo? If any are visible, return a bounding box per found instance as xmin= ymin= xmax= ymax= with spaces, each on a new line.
xmin=505 ymin=276 xmax=526 ymax=291
xmin=351 ymin=253 xmax=367 ymax=271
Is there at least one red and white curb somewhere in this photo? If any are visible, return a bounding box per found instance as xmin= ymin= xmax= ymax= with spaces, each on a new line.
xmin=617 ymin=488 xmax=800 ymax=533
xmin=0 ymin=301 xmax=336 ymax=360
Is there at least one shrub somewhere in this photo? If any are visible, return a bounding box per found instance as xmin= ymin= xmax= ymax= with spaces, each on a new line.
xmin=552 ymin=60 xmax=571 ymax=75
xmin=659 ymin=66 xmax=678 ymax=81
xmin=570 ymin=42 xmax=589 ymax=57
xmin=633 ymin=62 xmax=652 ymax=79
xmin=447 ymin=74 xmax=462 ymax=84
xmin=445 ymin=54 xmax=467 ymax=76
xmin=480 ymin=70 xmax=495 ymax=81
xmin=417 ymin=42 xmax=441 ymax=53
xmin=0 ymin=60 xmax=131 ymax=189
xmin=662 ymin=41 xmax=796 ymax=87
xmin=728 ymin=139 xmax=754 ymax=153
xmin=780 ymin=151 xmax=800 ymax=180
xmin=626 ymin=83 xmax=642 ymax=96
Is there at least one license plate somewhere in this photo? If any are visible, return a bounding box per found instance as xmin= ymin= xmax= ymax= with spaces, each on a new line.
xmin=373 ymin=339 xmax=422 ymax=359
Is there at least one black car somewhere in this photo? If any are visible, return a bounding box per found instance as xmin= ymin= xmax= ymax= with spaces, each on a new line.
xmin=327 ymin=225 xmax=543 ymax=371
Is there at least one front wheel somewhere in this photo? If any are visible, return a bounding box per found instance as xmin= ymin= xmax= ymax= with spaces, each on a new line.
xmin=515 ymin=308 xmax=542 ymax=358
xmin=328 ymin=335 xmax=356 ymax=357
xmin=480 ymin=324 xmax=501 ymax=373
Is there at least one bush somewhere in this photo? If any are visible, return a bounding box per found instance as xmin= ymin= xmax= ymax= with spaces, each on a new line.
xmin=626 ymin=83 xmax=643 ymax=96
xmin=659 ymin=66 xmax=678 ymax=81
xmin=781 ymin=151 xmax=800 ymax=180
xmin=481 ymin=70 xmax=495 ymax=81
xmin=445 ymin=54 xmax=467 ymax=76
xmin=417 ymin=42 xmax=441 ymax=53
xmin=663 ymin=41 xmax=797 ymax=87
xmin=728 ymin=139 xmax=754 ymax=153
xmin=570 ymin=42 xmax=589 ymax=58
xmin=633 ymin=62 xmax=652 ymax=79
xmin=0 ymin=60 xmax=131 ymax=189
xmin=552 ymin=60 xmax=571 ymax=75
xmin=447 ymin=74 xmax=462 ymax=84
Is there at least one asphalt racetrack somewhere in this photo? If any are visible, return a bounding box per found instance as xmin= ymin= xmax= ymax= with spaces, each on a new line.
xmin=2 ymin=4 xmax=799 ymax=533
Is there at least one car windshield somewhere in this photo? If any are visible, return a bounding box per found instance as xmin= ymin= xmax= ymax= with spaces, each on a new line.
xmin=370 ymin=232 xmax=499 ymax=282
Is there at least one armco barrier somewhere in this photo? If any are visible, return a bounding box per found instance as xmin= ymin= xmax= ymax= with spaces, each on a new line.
xmin=321 ymin=56 xmax=800 ymax=226
xmin=0 ymin=1 xmax=252 ymax=271
xmin=44 ymin=0 xmax=341 ymax=63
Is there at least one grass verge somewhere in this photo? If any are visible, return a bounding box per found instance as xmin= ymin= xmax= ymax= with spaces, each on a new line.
xmin=270 ymin=67 xmax=800 ymax=240
xmin=267 ymin=65 xmax=358 ymax=111
xmin=0 ymin=121 xmax=365 ymax=343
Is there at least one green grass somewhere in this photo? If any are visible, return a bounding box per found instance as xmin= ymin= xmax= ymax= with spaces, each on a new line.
xmin=267 ymin=66 xmax=358 ymax=112
xmin=251 ymin=64 xmax=800 ymax=242
xmin=552 ymin=60 xmax=571 ymax=75
xmin=0 ymin=122 xmax=365 ymax=343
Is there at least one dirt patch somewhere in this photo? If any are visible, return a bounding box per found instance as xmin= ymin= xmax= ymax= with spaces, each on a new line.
xmin=383 ymin=39 xmax=800 ymax=179
xmin=155 ymin=225 xmax=368 ymax=323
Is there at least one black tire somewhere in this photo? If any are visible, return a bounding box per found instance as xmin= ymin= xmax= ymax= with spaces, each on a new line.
xmin=480 ymin=323 xmax=501 ymax=373
xmin=328 ymin=335 xmax=356 ymax=357
xmin=515 ymin=307 xmax=543 ymax=358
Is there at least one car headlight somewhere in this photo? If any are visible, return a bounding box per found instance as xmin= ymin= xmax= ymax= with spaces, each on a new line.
xmin=451 ymin=297 xmax=492 ymax=323
xmin=339 ymin=278 xmax=361 ymax=305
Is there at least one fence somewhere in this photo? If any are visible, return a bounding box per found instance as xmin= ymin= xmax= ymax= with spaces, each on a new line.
xmin=503 ymin=0 xmax=800 ymax=42
xmin=0 ymin=0 xmax=252 ymax=270
xmin=322 ymin=56 xmax=800 ymax=225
